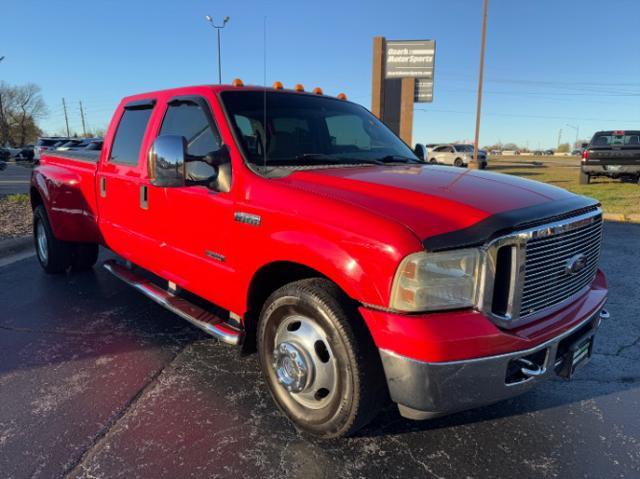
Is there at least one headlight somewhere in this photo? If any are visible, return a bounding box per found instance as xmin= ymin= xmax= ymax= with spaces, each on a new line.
xmin=390 ymin=249 xmax=481 ymax=312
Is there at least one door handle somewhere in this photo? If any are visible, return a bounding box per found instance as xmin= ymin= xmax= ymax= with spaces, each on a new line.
xmin=100 ymin=176 xmax=106 ymax=198
xmin=140 ymin=185 xmax=148 ymax=210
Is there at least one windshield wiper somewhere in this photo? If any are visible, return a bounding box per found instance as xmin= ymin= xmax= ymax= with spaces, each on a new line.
xmin=375 ymin=155 xmax=421 ymax=164
xmin=286 ymin=154 xmax=384 ymax=166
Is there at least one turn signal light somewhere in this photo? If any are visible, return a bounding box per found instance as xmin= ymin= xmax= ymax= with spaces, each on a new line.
xmin=272 ymin=81 xmax=284 ymax=89
xmin=582 ymin=150 xmax=589 ymax=161
xmin=312 ymin=87 xmax=323 ymax=95
xmin=337 ymin=92 xmax=348 ymax=100
xmin=232 ymin=78 xmax=244 ymax=87
xmin=294 ymin=83 xmax=305 ymax=92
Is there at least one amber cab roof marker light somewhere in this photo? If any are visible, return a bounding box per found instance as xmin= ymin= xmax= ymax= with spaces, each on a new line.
xmin=312 ymin=87 xmax=323 ymax=95
xmin=337 ymin=92 xmax=348 ymax=100
xmin=294 ymin=84 xmax=305 ymax=92
xmin=232 ymin=78 xmax=244 ymax=87
xmin=272 ymin=81 xmax=284 ymax=90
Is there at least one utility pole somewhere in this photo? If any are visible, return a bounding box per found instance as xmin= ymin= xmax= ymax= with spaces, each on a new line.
xmin=62 ymin=98 xmax=70 ymax=137
xmin=205 ymin=15 xmax=230 ymax=84
xmin=0 ymin=56 xmax=7 ymax=145
xmin=557 ymin=128 xmax=562 ymax=150
xmin=79 ymin=101 xmax=87 ymax=136
xmin=472 ymin=0 xmax=489 ymax=169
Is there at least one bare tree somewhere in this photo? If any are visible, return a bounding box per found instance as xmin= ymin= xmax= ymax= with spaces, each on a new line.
xmin=0 ymin=82 xmax=47 ymax=146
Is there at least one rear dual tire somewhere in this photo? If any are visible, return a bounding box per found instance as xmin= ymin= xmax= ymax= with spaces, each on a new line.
xmin=33 ymin=205 xmax=99 ymax=274
xmin=257 ymin=278 xmax=386 ymax=438
xmin=579 ymin=170 xmax=591 ymax=184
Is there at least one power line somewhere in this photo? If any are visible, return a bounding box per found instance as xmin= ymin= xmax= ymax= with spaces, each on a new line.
xmin=415 ymin=108 xmax=640 ymax=124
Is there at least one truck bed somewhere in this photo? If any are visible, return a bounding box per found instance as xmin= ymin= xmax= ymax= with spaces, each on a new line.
xmin=34 ymin=150 xmax=102 ymax=243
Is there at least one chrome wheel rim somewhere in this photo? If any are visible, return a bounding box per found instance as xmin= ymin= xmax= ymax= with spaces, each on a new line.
xmin=36 ymin=221 xmax=48 ymax=263
xmin=273 ymin=315 xmax=338 ymax=409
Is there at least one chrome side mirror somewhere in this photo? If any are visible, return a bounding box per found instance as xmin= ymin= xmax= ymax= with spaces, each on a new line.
xmin=414 ymin=143 xmax=427 ymax=161
xmin=148 ymin=135 xmax=187 ymax=187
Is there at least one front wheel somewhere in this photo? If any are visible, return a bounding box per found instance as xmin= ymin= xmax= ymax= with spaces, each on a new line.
xmin=429 ymin=158 xmax=438 ymax=164
xmin=257 ymin=278 xmax=385 ymax=438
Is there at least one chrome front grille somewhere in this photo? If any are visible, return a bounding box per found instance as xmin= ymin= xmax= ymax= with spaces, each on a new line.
xmin=519 ymin=214 xmax=603 ymax=318
xmin=481 ymin=208 xmax=603 ymax=328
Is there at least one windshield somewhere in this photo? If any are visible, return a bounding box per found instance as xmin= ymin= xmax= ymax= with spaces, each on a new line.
xmin=221 ymin=91 xmax=417 ymax=168
xmin=454 ymin=144 xmax=474 ymax=152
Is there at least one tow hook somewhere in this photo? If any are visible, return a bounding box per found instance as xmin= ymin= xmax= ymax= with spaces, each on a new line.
xmin=599 ymin=309 xmax=610 ymax=320
xmin=516 ymin=357 xmax=546 ymax=379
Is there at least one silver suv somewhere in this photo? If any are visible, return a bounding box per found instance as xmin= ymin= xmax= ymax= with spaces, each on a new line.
xmin=428 ymin=144 xmax=487 ymax=169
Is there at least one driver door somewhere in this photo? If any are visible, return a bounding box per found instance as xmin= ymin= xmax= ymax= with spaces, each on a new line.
xmin=148 ymin=95 xmax=236 ymax=307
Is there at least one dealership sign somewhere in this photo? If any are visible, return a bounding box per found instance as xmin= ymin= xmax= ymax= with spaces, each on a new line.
xmin=414 ymin=79 xmax=433 ymax=103
xmin=384 ymin=40 xmax=435 ymax=78
xmin=384 ymin=39 xmax=435 ymax=103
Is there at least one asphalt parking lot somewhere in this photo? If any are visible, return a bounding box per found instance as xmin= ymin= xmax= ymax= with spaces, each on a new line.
xmin=0 ymin=162 xmax=31 ymax=195
xmin=0 ymin=222 xmax=638 ymax=479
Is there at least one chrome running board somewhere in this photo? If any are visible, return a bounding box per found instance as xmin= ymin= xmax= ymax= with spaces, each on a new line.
xmin=103 ymin=260 xmax=242 ymax=345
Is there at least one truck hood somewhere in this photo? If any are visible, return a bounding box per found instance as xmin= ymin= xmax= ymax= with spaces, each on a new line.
xmin=278 ymin=164 xmax=585 ymax=247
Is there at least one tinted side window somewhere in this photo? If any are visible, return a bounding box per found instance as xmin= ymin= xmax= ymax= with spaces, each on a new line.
xmin=159 ymin=102 xmax=221 ymax=157
xmin=109 ymin=107 xmax=153 ymax=165
xmin=325 ymin=115 xmax=371 ymax=150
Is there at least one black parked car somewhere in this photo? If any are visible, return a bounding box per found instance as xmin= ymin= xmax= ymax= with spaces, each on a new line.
xmin=15 ymin=145 xmax=35 ymax=161
xmin=0 ymin=147 xmax=11 ymax=161
xmin=580 ymin=130 xmax=640 ymax=184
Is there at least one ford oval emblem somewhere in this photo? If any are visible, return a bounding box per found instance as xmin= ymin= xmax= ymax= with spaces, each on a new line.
xmin=566 ymin=253 xmax=588 ymax=275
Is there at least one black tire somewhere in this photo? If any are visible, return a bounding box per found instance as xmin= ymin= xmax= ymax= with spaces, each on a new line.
xmin=72 ymin=243 xmax=99 ymax=270
xmin=257 ymin=278 xmax=386 ymax=438
xmin=454 ymin=157 xmax=464 ymax=167
xmin=33 ymin=205 xmax=73 ymax=274
xmin=579 ymin=170 xmax=591 ymax=184
xmin=429 ymin=158 xmax=438 ymax=164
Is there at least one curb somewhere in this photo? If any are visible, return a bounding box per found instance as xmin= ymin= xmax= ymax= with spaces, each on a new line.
xmin=0 ymin=236 xmax=33 ymax=260
xmin=603 ymin=213 xmax=640 ymax=224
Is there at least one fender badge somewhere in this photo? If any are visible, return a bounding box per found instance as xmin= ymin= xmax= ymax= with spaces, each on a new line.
xmin=234 ymin=212 xmax=261 ymax=226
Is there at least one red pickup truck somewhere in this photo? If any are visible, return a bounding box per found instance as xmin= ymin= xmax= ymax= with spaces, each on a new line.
xmin=31 ymin=83 xmax=608 ymax=438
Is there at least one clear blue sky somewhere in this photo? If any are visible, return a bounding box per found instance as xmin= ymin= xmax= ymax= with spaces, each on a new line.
xmin=2 ymin=0 xmax=639 ymax=148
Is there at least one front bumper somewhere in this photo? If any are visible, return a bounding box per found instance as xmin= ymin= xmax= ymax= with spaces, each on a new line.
xmin=380 ymin=308 xmax=607 ymax=420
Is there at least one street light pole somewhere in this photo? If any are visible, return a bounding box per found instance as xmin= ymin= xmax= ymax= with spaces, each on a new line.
xmin=566 ymin=123 xmax=579 ymax=148
xmin=472 ymin=0 xmax=489 ymax=169
xmin=205 ymin=15 xmax=230 ymax=84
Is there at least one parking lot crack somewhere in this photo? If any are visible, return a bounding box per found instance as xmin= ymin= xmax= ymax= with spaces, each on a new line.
xmin=615 ymin=335 xmax=640 ymax=356
xmin=60 ymin=343 xmax=189 ymax=479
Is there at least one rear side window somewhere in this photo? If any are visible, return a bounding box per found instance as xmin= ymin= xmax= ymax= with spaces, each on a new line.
xmin=109 ymin=107 xmax=154 ymax=165
xmin=159 ymin=101 xmax=221 ymax=157
xmin=591 ymin=132 xmax=640 ymax=147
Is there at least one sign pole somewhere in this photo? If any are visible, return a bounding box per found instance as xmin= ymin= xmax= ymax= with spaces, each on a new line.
xmin=472 ymin=0 xmax=489 ymax=169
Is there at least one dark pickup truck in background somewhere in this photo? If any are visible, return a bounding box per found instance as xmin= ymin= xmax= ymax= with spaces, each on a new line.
xmin=580 ymin=130 xmax=640 ymax=184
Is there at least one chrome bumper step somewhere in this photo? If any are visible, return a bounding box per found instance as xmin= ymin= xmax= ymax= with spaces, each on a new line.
xmin=103 ymin=260 xmax=242 ymax=345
